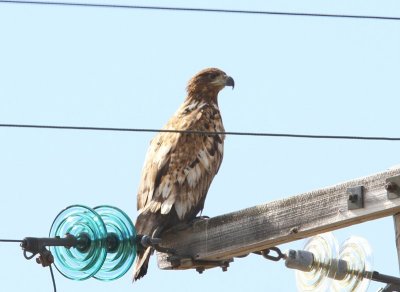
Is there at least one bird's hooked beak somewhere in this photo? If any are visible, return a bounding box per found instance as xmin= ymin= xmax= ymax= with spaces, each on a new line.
xmin=225 ymin=76 xmax=235 ymax=89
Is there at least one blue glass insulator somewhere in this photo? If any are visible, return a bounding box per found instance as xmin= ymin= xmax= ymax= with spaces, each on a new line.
xmin=93 ymin=205 xmax=136 ymax=281
xmin=49 ymin=205 xmax=107 ymax=280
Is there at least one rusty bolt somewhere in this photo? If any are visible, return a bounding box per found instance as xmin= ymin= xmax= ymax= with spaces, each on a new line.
xmin=385 ymin=182 xmax=398 ymax=193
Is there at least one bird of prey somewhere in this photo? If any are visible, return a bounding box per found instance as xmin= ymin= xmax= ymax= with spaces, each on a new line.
xmin=133 ymin=67 xmax=234 ymax=281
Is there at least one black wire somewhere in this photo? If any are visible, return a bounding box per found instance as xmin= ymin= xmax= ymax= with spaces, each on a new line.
xmin=49 ymin=265 xmax=57 ymax=292
xmin=0 ymin=239 xmax=23 ymax=243
xmin=0 ymin=238 xmax=57 ymax=291
xmin=0 ymin=0 xmax=399 ymax=21
xmin=1 ymin=123 xmax=400 ymax=141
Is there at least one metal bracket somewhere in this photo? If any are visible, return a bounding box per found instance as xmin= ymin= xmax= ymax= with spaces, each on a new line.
xmin=347 ymin=186 xmax=364 ymax=210
xmin=164 ymin=255 xmax=233 ymax=273
xmin=386 ymin=175 xmax=400 ymax=199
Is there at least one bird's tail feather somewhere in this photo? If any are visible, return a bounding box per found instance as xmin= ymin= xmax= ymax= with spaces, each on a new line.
xmin=133 ymin=246 xmax=152 ymax=281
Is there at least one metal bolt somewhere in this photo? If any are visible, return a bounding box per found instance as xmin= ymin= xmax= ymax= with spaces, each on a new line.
xmin=385 ymin=182 xmax=398 ymax=193
xmin=221 ymin=262 xmax=229 ymax=272
xmin=348 ymin=194 xmax=358 ymax=203
xmin=170 ymin=259 xmax=181 ymax=268
xmin=196 ymin=267 xmax=205 ymax=274
xmin=288 ymin=249 xmax=296 ymax=259
xmin=289 ymin=227 xmax=298 ymax=234
xmin=47 ymin=253 xmax=54 ymax=263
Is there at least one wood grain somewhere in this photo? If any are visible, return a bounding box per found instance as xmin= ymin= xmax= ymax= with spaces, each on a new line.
xmin=157 ymin=166 xmax=400 ymax=270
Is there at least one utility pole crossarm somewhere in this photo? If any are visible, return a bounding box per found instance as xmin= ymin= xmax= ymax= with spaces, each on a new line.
xmin=157 ymin=166 xmax=400 ymax=270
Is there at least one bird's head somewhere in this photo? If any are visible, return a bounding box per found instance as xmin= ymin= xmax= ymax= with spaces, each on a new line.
xmin=186 ymin=68 xmax=234 ymax=101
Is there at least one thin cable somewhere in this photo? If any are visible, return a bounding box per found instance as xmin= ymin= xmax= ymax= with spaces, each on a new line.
xmin=49 ymin=265 xmax=57 ymax=292
xmin=0 ymin=239 xmax=23 ymax=243
xmin=1 ymin=0 xmax=400 ymax=21
xmin=0 ymin=237 xmax=57 ymax=291
xmin=1 ymin=123 xmax=400 ymax=141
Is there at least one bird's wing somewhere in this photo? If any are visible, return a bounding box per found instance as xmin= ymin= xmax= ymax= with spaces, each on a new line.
xmin=137 ymin=106 xmax=224 ymax=220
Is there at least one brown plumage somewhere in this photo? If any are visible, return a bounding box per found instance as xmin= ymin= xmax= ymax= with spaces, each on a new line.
xmin=133 ymin=68 xmax=234 ymax=281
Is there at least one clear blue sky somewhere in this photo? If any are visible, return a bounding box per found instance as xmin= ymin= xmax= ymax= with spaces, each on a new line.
xmin=1 ymin=1 xmax=400 ymax=291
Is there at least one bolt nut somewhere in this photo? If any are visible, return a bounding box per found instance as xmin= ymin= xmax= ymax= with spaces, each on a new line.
xmin=348 ymin=194 xmax=358 ymax=203
xmin=221 ymin=261 xmax=230 ymax=272
xmin=288 ymin=249 xmax=296 ymax=259
xmin=385 ymin=182 xmax=398 ymax=193
xmin=47 ymin=253 xmax=54 ymax=263
xmin=170 ymin=259 xmax=181 ymax=268
xmin=196 ymin=267 xmax=205 ymax=274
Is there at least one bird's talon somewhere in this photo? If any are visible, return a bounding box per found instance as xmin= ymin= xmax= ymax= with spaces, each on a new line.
xmin=196 ymin=215 xmax=210 ymax=220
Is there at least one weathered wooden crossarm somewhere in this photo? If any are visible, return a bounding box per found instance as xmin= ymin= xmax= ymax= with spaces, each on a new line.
xmin=157 ymin=165 xmax=400 ymax=270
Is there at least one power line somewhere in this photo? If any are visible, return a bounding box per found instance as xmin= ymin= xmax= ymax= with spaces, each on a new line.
xmin=1 ymin=123 xmax=400 ymax=141
xmin=0 ymin=238 xmax=57 ymax=291
xmin=0 ymin=239 xmax=23 ymax=243
xmin=1 ymin=0 xmax=400 ymax=21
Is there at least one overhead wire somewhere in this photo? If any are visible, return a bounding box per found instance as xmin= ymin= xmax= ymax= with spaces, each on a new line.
xmin=0 ymin=0 xmax=400 ymax=21
xmin=0 ymin=239 xmax=23 ymax=243
xmin=0 ymin=3 xmax=397 ymax=291
xmin=49 ymin=265 xmax=57 ymax=292
xmin=0 ymin=123 xmax=399 ymax=141
xmin=0 ymin=3 xmax=398 ymax=142
xmin=0 ymin=238 xmax=57 ymax=292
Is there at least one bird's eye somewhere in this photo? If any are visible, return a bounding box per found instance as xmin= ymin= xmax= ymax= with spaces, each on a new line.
xmin=208 ymin=73 xmax=218 ymax=79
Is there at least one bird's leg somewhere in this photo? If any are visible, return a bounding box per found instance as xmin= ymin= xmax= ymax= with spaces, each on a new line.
xmin=149 ymin=226 xmax=176 ymax=255
xmin=151 ymin=226 xmax=163 ymax=239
